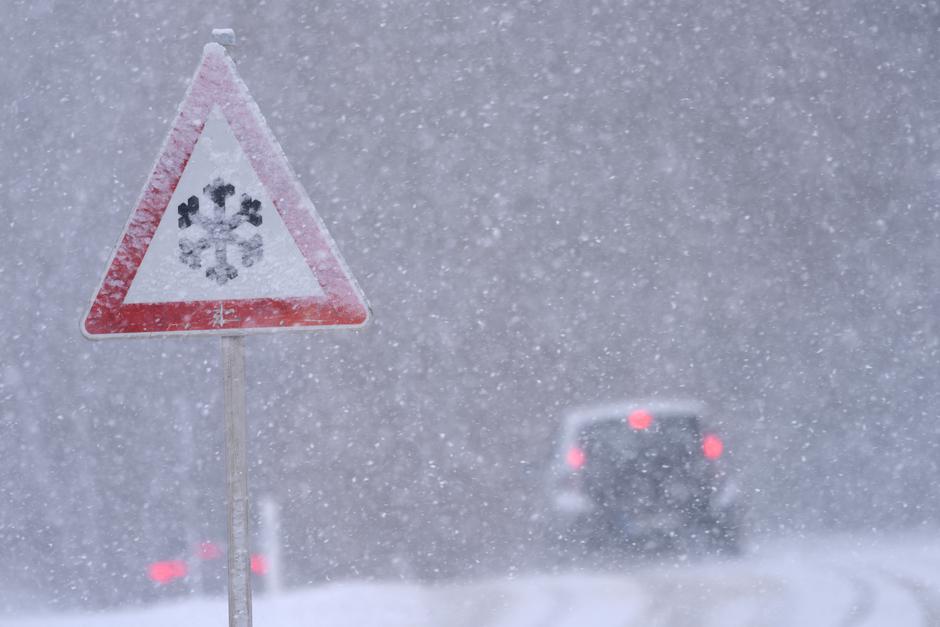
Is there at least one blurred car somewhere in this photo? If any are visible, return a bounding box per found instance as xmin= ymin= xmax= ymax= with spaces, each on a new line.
xmin=145 ymin=541 xmax=269 ymax=599
xmin=546 ymin=400 xmax=743 ymax=555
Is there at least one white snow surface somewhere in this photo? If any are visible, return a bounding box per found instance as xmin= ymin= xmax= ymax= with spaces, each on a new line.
xmin=6 ymin=533 xmax=940 ymax=627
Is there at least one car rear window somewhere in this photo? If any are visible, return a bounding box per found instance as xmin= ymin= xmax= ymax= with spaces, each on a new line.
xmin=578 ymin=415 xmax=701 ymax=466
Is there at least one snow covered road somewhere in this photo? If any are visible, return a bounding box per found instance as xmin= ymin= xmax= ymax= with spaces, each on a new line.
xmin=6 ymin=533 xmax=940 ymax=627
xmin=428 ymin=535 xmax=940 ymax=627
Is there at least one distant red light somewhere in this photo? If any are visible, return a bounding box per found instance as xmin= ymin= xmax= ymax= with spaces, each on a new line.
xmin=566 ymin=446 xmax=586 ymax=470
xmin=702 ymin=434 xmax=724 ymax=460
xmin=198 ymin=541 xmax=222 ymax=560
xmin=628 ymin=409 xmax=653 ymax=430
xmin=148 ymin=560 xmax=187 ymax=584
xmin=250 ymin=554 xmax=268 ymax=575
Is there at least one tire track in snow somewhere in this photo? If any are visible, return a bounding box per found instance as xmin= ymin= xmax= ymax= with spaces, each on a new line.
xmin=878 ymin=572 xmax=940 ymax=627
xmin=812 ymin=541 xmax=940 ymax=627
xmin=816 ymin=565 xmax=921 ymax=627
xmin=425 ymin=535 xmax=940 ymax=627
xmin=837 ymin=574 xmax=876 ymax=627
xmin=875 ymin=545 xmax=940 ymax=627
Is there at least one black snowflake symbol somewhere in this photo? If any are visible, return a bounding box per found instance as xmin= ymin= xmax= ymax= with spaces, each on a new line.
xmin=177 ymin=178 xmax=264 ymax=285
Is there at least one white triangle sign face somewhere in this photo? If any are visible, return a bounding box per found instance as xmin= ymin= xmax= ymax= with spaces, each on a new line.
xmin=83 ymin=44 xmax=370 ymax=337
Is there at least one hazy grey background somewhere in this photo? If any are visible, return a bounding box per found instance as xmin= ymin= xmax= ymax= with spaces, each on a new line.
xmin=2 ymin=0 xmax=939 ymax=611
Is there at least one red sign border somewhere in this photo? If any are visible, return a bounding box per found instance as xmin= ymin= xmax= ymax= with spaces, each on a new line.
xmin=83 ymin=44 xmax=370 ymax=338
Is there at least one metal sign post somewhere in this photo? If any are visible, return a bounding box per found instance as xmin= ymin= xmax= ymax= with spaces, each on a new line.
xmin=216 ymin=30 xmax=252 ymax=627
xmin=222 ymin=335 xmax=251 ymax=627
xmin=82 ymin=27 xmax=371 ymax=627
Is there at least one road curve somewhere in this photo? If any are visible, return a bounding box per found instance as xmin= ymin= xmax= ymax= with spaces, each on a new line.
xmin=429 ymin=533 xmax=940 ymax=627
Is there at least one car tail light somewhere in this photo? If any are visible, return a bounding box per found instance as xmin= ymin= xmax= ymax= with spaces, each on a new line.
xmin=627 ymin=409 xmax=653 ymax=430
xmin=702 ymin=433 xmax=724 ymax=460
xmin=148 ymin=560 xmax=187 ymax=584
xmin=565 ymin=446 xmax=586 ymax=470
xmin=250 ymin=554 xmax=268 ymax=575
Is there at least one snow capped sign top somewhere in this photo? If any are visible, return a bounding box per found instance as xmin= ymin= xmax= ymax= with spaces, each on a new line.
xmin=83 ymin=43 xmax=370 ymax=337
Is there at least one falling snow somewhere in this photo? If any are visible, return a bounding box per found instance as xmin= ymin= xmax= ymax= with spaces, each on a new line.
xmin=2 ymin=2 xmax=939 ymax=626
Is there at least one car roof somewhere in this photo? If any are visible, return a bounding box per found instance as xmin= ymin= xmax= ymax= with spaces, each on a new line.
xmin=559 ymin=399 xmax=706 ymax=445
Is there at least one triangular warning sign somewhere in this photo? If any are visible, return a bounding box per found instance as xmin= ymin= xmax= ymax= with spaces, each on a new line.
xmin=83 ymin=44 xmax=370 ymax=337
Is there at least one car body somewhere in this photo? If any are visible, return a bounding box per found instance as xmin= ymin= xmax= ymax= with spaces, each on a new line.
xmin=545 ymin=399 xmax=742 ymax=555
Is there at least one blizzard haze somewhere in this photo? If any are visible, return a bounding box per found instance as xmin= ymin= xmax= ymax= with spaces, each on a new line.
xmin=1 ymin=1 xmax=939 ymax=625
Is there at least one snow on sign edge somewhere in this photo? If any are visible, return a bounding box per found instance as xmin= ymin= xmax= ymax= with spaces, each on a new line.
xmin=81 ymin=43 xmax=371 ymax=339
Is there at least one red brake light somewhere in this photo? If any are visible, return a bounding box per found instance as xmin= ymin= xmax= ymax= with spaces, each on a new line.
xmin=566 ymin=446 xmax=586 ymax=470
xmin=148 ymin=560 xmax=187 ymax=584
xmin=628 ymin=409 xmax=653 ymax=430
xmin=702 ymin=434 xmax=724 ymax=460
xmin=250 ymin=554 xmax=268 ymax=575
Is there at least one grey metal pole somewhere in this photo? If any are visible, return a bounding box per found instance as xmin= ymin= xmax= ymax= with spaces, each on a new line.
xmin=212 ymin=28 xmax=251 ymax=627
xmin=222 ymin=334 xmax=252 ymax=627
